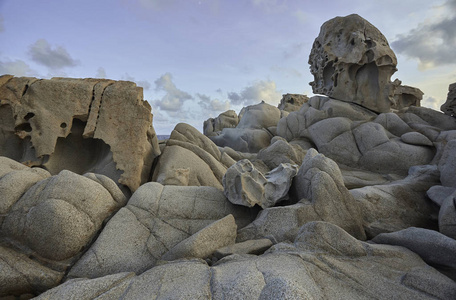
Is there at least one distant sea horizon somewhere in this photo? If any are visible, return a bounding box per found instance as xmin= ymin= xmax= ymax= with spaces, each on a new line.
xmin=156 ymin=135 xmax=170 ymax=140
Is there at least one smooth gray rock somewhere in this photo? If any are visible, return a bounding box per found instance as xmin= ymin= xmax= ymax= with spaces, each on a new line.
xmin=426 ymin=185 xmax=456 ymax=206
xmin=203 ymin=110 xmax=239 ymax=136
xmin=372 ymin=227 xmax=456 ymax=280
xmin=439 ymin=191 xmax=456 ymax=239
xmin=237 ymin=101 xmax=281 ymax=130
xmin=162 ymin=214 xmax=237 ymax=261
xmin=439 ymin=139 xmax=456 ymax=188
xmin=210 ymin=127 xmax=272 ymax=153
xmin=68 ymin=182 xmax=256 ymax=279
xmin=257 ymin=137 xmax=305 ymax=169
xmin=213 ymin=239 xmax=273 ymax=260
xmin=33 ymin=222 xmax=456 ymax=300
xmin=0 ymin=246 xmax=63 ymax=298
xmin=1 ymin=170 xmax=125 ymax=264
xmin=401 ymin=131 xmax=434 ymax=146
xmin=351 ymin=165 xmax=440 ymax=238
xmin=238 ymin=149 xmax=366 ymax=242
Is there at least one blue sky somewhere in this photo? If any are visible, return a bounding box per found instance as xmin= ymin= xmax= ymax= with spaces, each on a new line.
xmin=1 ymin=0 xmax=455 ymax=134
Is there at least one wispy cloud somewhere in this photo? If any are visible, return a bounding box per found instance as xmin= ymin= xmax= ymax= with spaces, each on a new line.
xmin=270 ymin=65 xmax=302 ymax=78
xmin=228 ymin=79 xmax=281 ymax=106
xmin=0 ymin=58 xmax=35 ymax=76
xmin=391 ymin=0 xmax=456 ymax=70
xmin=28 ymin=39 xmax=79 ymax=70
xmin=152 ymin=73 xmax=193 ymax=111
xmin=95 ymin=67 xmax=107 ymax=78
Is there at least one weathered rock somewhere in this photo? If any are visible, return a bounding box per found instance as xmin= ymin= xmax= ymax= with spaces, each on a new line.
xmin=238 ymin=149 xmax=366 ymax=242
xmin=340 ymin=165 xmax=403 ymax=189
xmin=438 ymin=139 xmax=456 ymax=188
xmin=351 ymin=165 xmax=440 ymax=238
xmin=209 ymin=127 xmax=272 ymax=153
xmin=439 ymin=190 xmax=456 ymax=240
xmin=257 ymin=137 xmax=305 ymax=170
xmin=427 ymin=185 xmax=456 ymax=206
xmin=203 ymin=110 xmax=239 ymax=136
xmin=277 ymin=96 xmax=435 ymax=175
xmin=237 ymin=101 xmax=281 ymax=130
xmin=33 ymin=222 xmax=456 ymax=299
xmin=278 ymin=93 xmax=309 ymax=112
xmin=162 ymin=214 xmax=237 ymax=261
xmin=441 ymin=82 xmax=456 ymax=117
xmin=68 ymin=182 xmax=256 ymax=279
xmin=0 ymin=157 xmax=51 ymax=224
xmin=1 ymin=169 xmax=126 ymax=265
xmin=153 ymin=123 xmax=236 ymax=189
xmin=212 ymin=238 xmax=273 ymax=260
xmin=401 ymin=131 xmax=433 ymax=146
xmin=0 ymin=246 xmax=63 ymax=298
xmin=0 ymin=75 xmax=160 ymax=192
xmin=393 ymin=84 xmax=423 ymax=109
xmin=223 ymin=160 xmax=298 ymax=209
xmin=223 ymin=159 xmax=267 ymax=207
xmin=309 ymin=14 xmax=398 ymax=113
xmin=372 ymin=227 xmax=456 ymax=280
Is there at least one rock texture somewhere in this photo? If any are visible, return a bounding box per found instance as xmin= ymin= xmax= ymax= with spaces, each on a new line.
xmin=35 ymin=222 xmax=456 ymax=299
xmin=3 ymin=13 xmax=456 ymax=299
xmin=0 ymin=75 xmax=160 ymax=192
xmin=68 ymin=182 xmax=256 ymax=279
xmin=278 ymin=93 xmax=309 ymax=112
xmin=441 ymin=82 xmax=456 ymax=117
xmin=309 ymin=14 xmax=398 ymax=113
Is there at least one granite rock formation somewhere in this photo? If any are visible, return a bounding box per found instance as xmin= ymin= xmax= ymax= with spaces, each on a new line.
xmin=2 ymin=13 xmax=456 ymax=299
xmin=441 ymin=82 xmax=456 ymax=117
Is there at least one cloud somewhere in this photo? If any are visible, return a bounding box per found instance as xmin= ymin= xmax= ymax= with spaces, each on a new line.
xmin=197 ymin=93 xmax=230 ymax=112
xmin=96 ymin=67 xmax=107 ymax=78
xmin=28 ymin=39 xmax=79 ymax=70
xmin=0 ymin=58 xmax=34 ymax=76
xmin=422 ymin=96 xmax=442 ymax=110
xmin=228 ymin=80 xmax=281 ymax=106
xmin=122 ymin=73 xmax=151 ymax=90
xmin=294 ymin=10 xmax=308 ymax=24
xmin=153 ymin=73 xmax=193 ymax=111
xmin=283 ymin=43 xmax=306 ymax=60
xmin=251 ymin=0 xmax=287 ymax=13
xmin=391 ymin=0 xmax=456 ymax=70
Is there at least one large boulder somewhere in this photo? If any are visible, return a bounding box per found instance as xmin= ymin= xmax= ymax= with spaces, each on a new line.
xmin=203 ymin=110 xmax=239 ymax=136
xmin=36 ymin=222 xmax=456 ymax=299
xmin=68 ymin=182 xmax=257 ymax=279
xmin=350 ymin=165 xmax=440 ymax=238
xmin=0 ymin=75 xmax=160 ymax=192
xmin=1 ymin=169 xmax=127 ymax=266
xmin=308 ymin=14 xmax=398 ymax=113
xmin=152 ymin=123 xmax=236 ymax=189
xmin=277 ymin=96 xmax=436 ymax=175
xmin=237 ymin=149 xmax=366 ymax=242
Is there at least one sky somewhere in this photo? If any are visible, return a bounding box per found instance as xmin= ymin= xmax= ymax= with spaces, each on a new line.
xmin=1 ymin=0 xmax=455 ymax=134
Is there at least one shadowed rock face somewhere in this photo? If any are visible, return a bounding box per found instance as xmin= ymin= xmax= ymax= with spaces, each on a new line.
xmin=0 ymin=75 xmax=160 ymax=192
xmin=441 ymin=82 xmax=456 ymax=117
xmin=309 ymin=14 xmax=398 ymax=113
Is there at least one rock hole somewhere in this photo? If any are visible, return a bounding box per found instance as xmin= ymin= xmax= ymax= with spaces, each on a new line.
xmin=15 ymin=123 xmax=32 ymax=133
xmin=350 ymin=38 xmax=355 ymax=46
xmin=24 ymin=112 xmax=35 ymax=121
xmin=365 ymin=39 xmax=376 ymax=48
xmin=60 ymin=122 xmax=67 ymax=129
xmin=366 ymin=50 xmax=374 ymax=63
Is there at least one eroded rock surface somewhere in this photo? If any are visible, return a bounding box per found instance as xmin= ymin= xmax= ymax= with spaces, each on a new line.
xmin=0 ymin=75 xmax=160 ymax=192
xmin=441 ymin=82 xmax=456 ymax=117
xmin=278 ymin=93 xmax=309 ymax=112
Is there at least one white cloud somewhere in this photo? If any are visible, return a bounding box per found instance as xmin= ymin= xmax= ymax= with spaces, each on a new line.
xmin=28 ymin=39 xmax=79 ymax=70
xmin=421 ymin=96 xmax=441 ymax=110
xmin=197 ymin=93 xmax=230 ymax=112
xmin=96 ymin=67 xmax=107 ymax=78
xmin=391 ymin=0 xmax=456 ymax=70
xmin=0 ymin=58 xmax=34 ymax=76
xmin=228 ymin=79 xmax=281 ymax=106
xmin=294 ymin=10 xmax=308 ymax=24
xmin=152 ymin=73 xmax=193 ymax=111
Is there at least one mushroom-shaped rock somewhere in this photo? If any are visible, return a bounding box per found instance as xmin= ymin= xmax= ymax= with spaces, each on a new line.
xmin=309 ymin=14 xmax=398 ymax=113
